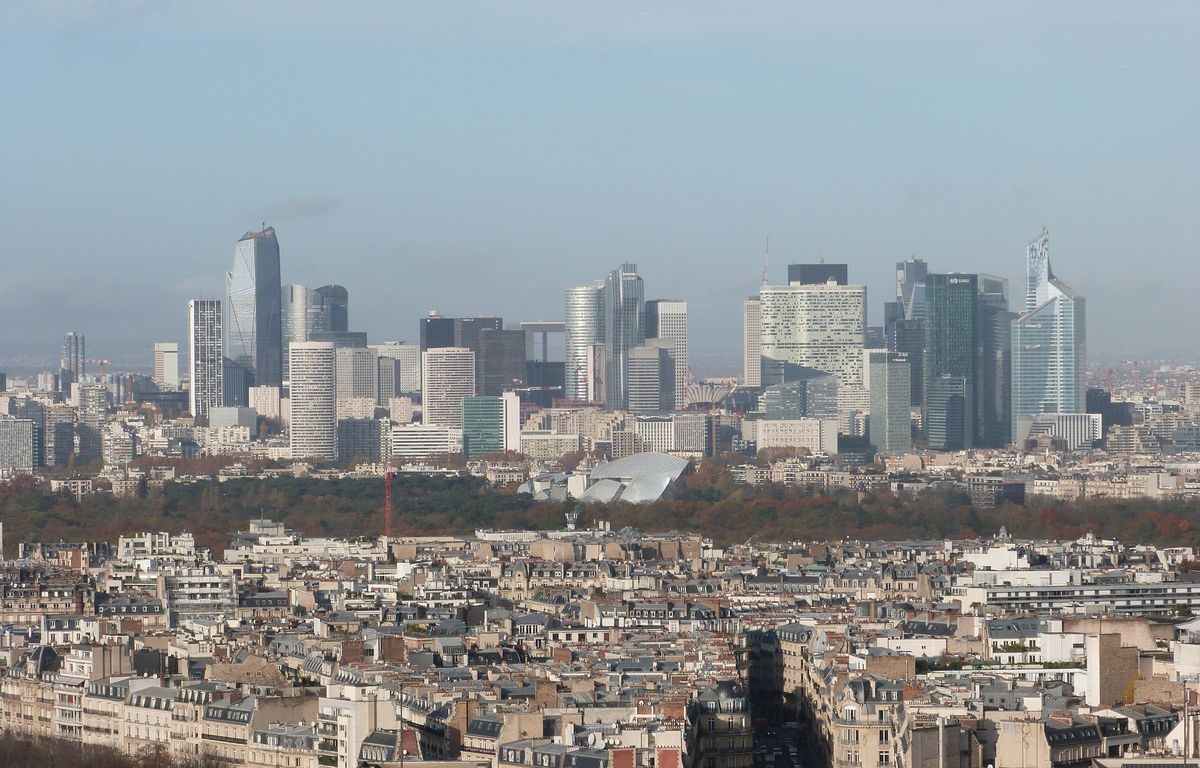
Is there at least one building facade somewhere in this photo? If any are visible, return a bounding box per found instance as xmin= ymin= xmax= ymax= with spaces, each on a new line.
xmin=289 ymin=342 xmax=336 ymax=461
xmin=226 ymin=227 xmax=283 ymax=386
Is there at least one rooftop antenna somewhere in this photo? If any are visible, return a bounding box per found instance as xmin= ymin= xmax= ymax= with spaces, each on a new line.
xmin=761 ymin=238 xmax=770 ymax=288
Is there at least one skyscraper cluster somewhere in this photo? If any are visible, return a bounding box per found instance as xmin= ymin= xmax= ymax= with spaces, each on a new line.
xmin=744 ymin=229 xmax=1087 ymax=455
xmin=565 ymin=264 xmax=689 ymax=413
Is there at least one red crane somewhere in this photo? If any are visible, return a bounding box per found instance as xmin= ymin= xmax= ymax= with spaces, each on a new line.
xmin=383 ymin=465 xmax=399 ymax=540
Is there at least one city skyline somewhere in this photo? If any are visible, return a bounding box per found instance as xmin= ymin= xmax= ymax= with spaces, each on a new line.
xmin=1 ymin=3 xmax=1197 ymax=371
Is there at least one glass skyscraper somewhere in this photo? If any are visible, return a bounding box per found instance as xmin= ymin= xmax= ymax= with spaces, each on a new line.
xmin=925 ymin=273 xmax=977 ymax=449
xmin=604 ymin=263 xmax=645 ymax=409
xmin=565 ymin=284 xmax=605 ymax=401
xmin=226 ymin=227 xmax=283 ymax=386
xmin=1012 ymin=228 xmax=1086 ymax=444
xmin=976 ymin=275 xmax=1013 ymax=448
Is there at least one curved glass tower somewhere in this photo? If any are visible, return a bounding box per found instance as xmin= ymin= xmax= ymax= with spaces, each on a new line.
xmin=565 ymin=284 xmax=605 ymax=401
xmin=226 ymin=227 xmax=283 ymax=386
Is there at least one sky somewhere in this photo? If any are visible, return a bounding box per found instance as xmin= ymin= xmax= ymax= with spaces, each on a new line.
xmin=1 ymin=1 xmax=1198 ymax=375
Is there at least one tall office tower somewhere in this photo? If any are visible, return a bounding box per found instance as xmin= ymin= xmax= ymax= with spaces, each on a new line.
xmin=645 ymin=299 xmax=688 ymax=409
xmin=188 ymin=300 xmax=224 ymax=420
xmin=422 ymin=347 xmax=475 ymax=428
xmin=758 ymin=282 xmax=866 ymax=388
xmin=565 ymin=284 xmax=605 ymax=401
xmin=743 ymin=297 xmax=761 ymax=387
xmin=462 ymin=391 xmax=520 ymax=458
xmin=335 ymin=347 xmax=379 ymax=402
xmin=0 ymin=418 xmax=35 ymax=472
xmin=0 ymin=374 xmax=6 ymax=392
xmin=59 ymin=331 xmax=85 ymax=393
xmin=889 ymin=319 xmax=926 ymax=408
xmin=868 ymin=351 xmax=912 ymax=455
xmin=44 ymin=406 xmax=74 ymax=467
xmin=314 ymin=285 xmax=349 ymax=333
xmin=371 ymin=342 xmax=422 ymax=395
xmin=896 ymin=257 xmax=929 ymax=320
xmin=1012 ymin=228 xmax=1087 ymax=444
xmin=977 ymin=275 xmax=1013 ymax=447
xmin=420 ymin=311 xmax=458 ymax=350
xmin=153 ymin=342 xmax=179 ymax=391
xmin=925 ymin=274 xmax=978 ymax=449
xmin=604 ymin=263 xmax=645 ymax=409
xmin=76 ymin=383 xmax=108 ymax=464
xmin=281 ymin=284 xmax=321 ymax=378
xmin=4 ymin=399 xmax=45 ymax=469
xmin=288 ymin=342 xmax=336 ymax=461
xmin=457 ymin=317 xmax=502 ymax=357
xmin=788 ymin=263 xmax=848 ymax=286
xmin=477 ymin=328 xmax=527 ymax=396
xmin=627 ymin=345 xmax=675 ymax=414
xmin=226 ymin=226 xmax=283 ymax=386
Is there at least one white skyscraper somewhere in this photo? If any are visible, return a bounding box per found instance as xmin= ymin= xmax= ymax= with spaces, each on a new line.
xmin=758 ymin=282 xmax=867 ymax=388
xmin=646 ymin=299 xmax=688 ymax=410
xmin=565 ymin=284 xmax=605 ymax=401
xmin=289 ymin=342 xmax=336 ymax=461
xmin=1012 ymin=228 xmax=1087 ymax=444
xmin=422 ymin=347 xmax=476 ymax=428
xmin=153 ymin=342 xmax=179 ymax=391
xmin=188 ymin=300 xmax=223 ymax=420
xmin=743 ymin=297 xmax=761 ymax=387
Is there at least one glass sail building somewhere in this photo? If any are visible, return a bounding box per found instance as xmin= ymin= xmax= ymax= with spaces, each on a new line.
xmin=1012 ymin=228 xmax=1086 ymax=444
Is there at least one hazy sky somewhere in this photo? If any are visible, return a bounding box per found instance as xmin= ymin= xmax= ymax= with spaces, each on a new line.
xmin=2 ymin=1 xmax=1197 ymax=374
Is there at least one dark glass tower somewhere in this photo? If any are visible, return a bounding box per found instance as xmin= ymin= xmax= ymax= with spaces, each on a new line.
xmin=925 ymin=273 xmax=977 ymax=449
xmin=314 ymin=285 xmax=349 ymax=333
xmin=976 ymin=275 xmax=1013 ymax=447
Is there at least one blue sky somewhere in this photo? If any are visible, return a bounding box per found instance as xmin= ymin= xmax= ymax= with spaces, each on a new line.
xmin=2 ymin=2 xmax=1197 ymax=374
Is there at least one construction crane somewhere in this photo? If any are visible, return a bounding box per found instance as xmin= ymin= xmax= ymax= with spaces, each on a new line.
xmin=383 ymin=465 xmax=399 ymax=541
xmin=86 ymin=358 xmax=112 ymax=377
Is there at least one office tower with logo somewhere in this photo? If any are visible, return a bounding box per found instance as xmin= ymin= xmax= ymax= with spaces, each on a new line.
xmin=868 ymin=351 xmax=912 ymax=455
xmin=925 ymin=273 xmax=977 ymax=449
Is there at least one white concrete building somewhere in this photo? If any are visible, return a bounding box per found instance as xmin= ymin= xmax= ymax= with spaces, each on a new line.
xmin=421 ymin=347 xmax=475 ymax=428
xmin=288 ymin=342 xmax=336 ymax=461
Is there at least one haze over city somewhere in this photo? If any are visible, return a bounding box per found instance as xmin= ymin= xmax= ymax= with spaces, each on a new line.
xmin=2 ymin=1 xmax=1198 ymax=374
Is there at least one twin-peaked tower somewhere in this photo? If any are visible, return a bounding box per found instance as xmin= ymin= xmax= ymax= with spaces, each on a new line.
xmin=1011 ymin=228 xmax=1087 ymax=444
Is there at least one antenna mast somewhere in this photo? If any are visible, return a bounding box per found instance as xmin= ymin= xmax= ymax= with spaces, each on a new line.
xmin=761 ymin=238 xmax=770 ymax=288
